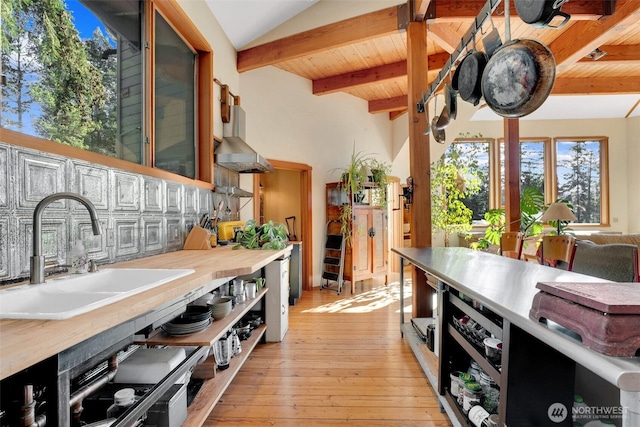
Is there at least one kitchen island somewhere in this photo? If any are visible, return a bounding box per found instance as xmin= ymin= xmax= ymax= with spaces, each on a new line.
xmin=0 ymin=245 xmax=290 ymax=425
xmin=394 ymin=247 xmax=640 ymax=427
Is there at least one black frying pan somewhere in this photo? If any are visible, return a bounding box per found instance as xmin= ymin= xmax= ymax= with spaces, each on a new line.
xmin=515 ymin=0 xmax=570 ymax=29
xmin=457 ymin=50 xmax=488 ymax=106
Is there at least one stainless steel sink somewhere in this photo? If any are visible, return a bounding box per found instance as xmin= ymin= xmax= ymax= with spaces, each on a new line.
xmin=0 ymin=268 xmax=195 ymax=320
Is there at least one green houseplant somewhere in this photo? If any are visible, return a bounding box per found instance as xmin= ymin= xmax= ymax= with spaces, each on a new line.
xmin=470 ymin=186 xmax=546 ymax=252
xmin=332 ymin=146 xmax=391 ymax=246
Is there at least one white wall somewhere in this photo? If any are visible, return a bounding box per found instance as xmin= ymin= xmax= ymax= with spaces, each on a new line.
xmin=240 ymin=66 xmax=393 ymax=284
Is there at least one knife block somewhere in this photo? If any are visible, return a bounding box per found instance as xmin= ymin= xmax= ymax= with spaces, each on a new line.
xmin=183 ymin=226 xmax=212 ymax=250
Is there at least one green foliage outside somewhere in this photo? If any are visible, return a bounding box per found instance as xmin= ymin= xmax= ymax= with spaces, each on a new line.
xmin=1 ymin=0 xmax=114 ymax=150
xmin=431 ymin=143 xmax=482 ymax=247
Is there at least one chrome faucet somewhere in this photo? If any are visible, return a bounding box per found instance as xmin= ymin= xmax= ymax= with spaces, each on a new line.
xmin=30 ymin=192 xmax=102 ymax=284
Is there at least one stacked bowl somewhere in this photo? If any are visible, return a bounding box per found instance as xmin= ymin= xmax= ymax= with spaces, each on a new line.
xmin=210 ymin=297 xmax=232 ymax=320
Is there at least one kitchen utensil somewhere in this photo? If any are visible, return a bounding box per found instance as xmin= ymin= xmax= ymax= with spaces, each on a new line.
xmin=285 ymin=216 xmax=297 ymax=241
xmin=212 ymin=200 xmax=224 ymax=228
xmin=435 ymin=83 xmax=456 ymax=130
xmin=481 ymin=16 xmax=502 ymax=58
xmin=481 ymin=38 xmax=556 ymax=118
xmin=515 ymin=0 xmax=570 ymax=29
xmin=457 ymin=35 xmax=487 ymax=106
xmin=245 ymin=282 xmax=257 ymax=299
xmin=213 ymin=336 xmax=232 ymax=370
xmin=483 ymin=337 xmax=502 ymax=363
xmin=430 ymin=96 xmax=446 ymax=143
xmin=210 ymin=297 xmax=232 ymax=319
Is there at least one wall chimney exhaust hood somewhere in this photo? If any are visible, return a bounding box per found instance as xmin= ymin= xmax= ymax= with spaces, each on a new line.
xmin=215 ymin=106 xmax=273 ymax=173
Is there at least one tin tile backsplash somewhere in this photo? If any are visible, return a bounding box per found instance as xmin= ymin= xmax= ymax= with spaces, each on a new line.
xmin=0 ymin=142 xmax=212 ymax=283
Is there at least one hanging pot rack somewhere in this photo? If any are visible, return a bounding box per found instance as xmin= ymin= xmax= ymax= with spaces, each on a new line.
xmin=417 ymin=0 xmax=505 ymax=113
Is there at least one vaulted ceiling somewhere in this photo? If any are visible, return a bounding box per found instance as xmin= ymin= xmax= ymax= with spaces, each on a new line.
xmin=229 ymin=0 xmax=640 ymax=120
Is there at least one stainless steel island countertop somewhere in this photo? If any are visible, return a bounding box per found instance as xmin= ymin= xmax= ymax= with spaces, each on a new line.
xmin=393 ymin=246 xmax=640 ymax=393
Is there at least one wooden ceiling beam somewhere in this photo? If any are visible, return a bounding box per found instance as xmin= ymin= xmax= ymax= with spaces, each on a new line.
xmin=369 ymin=96 xmax=408 ymax=114
xmin=577 ymin=44 xmax=640 ymax=64
xmin=314 ymin=62 xmax=407 ymax=95
xmin=389 ymin=110 xmax=407 ymax=120
xmin=552 ymin=77 xmax=640 ymax=95
xmin=427 ymin=23 xmax=464 ymax=53
xmin=411 ymin=0 xmax=433 ymax=21
xmin=425 ymin=0 xmax=613 ymax=22
xmin=313 ymin=53 xmax=449 ymax=95
xmin=550 ymin=0 xmax=640 ymax=73
xmin=237 ymin=6 xmax=401 ymax=72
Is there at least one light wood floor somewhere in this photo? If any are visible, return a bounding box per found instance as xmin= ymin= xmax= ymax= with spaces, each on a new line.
xmin=205 ymin=278 xmax=453 ymax=426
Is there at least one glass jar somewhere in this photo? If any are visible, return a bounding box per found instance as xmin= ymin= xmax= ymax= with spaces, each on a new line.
xmin=468 ymin=361 xmax=482 ymax=381
xmin=479 ymin=371 xmax=500 ymax=413
xmin=462 ymin=382 xmax=483 ymax=415
xmin=450 ymin=371 xmax=462 ymax=397
xmin=457 ymin=372 xmax=475 ymax=406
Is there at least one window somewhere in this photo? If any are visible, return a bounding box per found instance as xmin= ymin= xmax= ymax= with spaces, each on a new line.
xmin=443 ymin=138 xmax=494 ymax=221
xmin=499 ymin=139 xmax=549 ymax=206
xmin=496 ymin=137 xmax=609 ymax=226
xmin=554 ymin=138 xmax=608 ymax=224
xmin=154 ymin=11 xmax=196 ymax=178
xmin=1 ymin=0 xmax=213 ymax=182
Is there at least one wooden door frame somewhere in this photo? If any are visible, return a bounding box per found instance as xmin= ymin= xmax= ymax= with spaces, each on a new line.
xmin=253 ymin=160 xmax=313 ymax=291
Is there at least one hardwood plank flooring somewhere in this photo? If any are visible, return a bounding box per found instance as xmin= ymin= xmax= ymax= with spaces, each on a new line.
xmin=204 ymin=278 xmax=452 ymax=426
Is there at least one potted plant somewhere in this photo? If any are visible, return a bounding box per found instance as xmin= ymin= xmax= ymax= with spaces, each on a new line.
xmin=469 ymin=186 xmax=546 ymax=252
xmin=337 ymin=145 xmax=370 ymax=199
xmin=366 ymin=158 xmax=392 ymax=210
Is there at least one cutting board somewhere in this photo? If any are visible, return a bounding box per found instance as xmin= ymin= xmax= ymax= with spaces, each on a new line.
xmin=535 ymin=282 xmax=640 ymax=314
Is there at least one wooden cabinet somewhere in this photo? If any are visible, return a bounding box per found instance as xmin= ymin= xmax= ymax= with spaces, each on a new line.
xmin=326 ymin=182 xmax=388 ymax=292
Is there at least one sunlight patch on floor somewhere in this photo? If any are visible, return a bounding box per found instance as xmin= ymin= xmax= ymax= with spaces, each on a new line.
xmin=303 ymin=281 xmax=412 ymax=314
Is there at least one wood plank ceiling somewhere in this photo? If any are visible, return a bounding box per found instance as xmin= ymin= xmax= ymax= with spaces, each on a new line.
xmin=236 ymin=0 xmax=640 ymax=119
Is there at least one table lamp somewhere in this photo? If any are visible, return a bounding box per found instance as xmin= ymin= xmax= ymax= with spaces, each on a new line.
xmin=540 ymin=202 xmax=576 ymax=235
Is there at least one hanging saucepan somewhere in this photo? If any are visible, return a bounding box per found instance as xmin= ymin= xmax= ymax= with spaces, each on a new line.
xmin=482 ymin=14 xmax=502 ymax=59
xmin=481 ymin=38 xmax=556 ymax=118
xmin=451 ymin=53 xmax=467 ymax=92
xmin=457 ymin=36 xmax=488 ymax=107
xmin=435 ymin=78 xmax=457 ymax=130
xmin=515 ymin=0 xmax=571 ymax=29
xmin=430 ymin=95 xmax=446 ymax=144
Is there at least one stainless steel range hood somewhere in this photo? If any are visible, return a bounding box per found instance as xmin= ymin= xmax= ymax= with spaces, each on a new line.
xmin=215 ymin=106 xmax=273 ymax=173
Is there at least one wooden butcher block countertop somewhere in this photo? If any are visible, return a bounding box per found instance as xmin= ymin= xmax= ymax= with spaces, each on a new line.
xmin=0 ymin=246 xmax=290 ymax=380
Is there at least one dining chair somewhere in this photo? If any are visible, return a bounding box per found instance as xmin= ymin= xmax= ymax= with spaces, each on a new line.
xmin=500 ymin=232 xmax=523 ymax=260
xmin=538 ymin=235 xmax=578 ymax=270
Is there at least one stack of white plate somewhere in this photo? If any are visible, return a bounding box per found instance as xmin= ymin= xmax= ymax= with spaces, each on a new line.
xmin=210 ymin=297 xmax=232 ymax=319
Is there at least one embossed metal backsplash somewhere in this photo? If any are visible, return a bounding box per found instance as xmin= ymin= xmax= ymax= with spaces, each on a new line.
xmin=0 ymin=142 xmax=212 ymax=283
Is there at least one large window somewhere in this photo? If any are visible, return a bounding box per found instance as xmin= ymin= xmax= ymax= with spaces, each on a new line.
xmin=555 ymin=138 xmax=607 ymax=224
xmin=496 ymin=137 xmax=609 ymax=226
xmin=445 ymin=139 xmax=493 ymax=221
xmin=1 ymin=0 xmax=212 ymax=181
